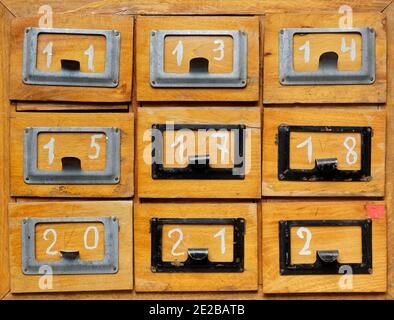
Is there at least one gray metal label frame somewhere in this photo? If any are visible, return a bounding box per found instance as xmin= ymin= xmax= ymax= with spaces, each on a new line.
xmin=22 ymin=27 xmax=120 ymax=87
xmin=279 ymin=28 xmax=375 ymax=85
xmin=22 ymin=217 xmax=119 ymax=275
xmin=150 ymin=30 xmax=247 ymax=87
xmin=24 ymin=127 xmax=120 ymax=184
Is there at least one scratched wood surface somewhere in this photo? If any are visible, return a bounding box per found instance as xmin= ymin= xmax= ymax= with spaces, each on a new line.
xmin=1 ymin=0 xmax=394 ymax=300
xmin=1 ymin=0 xmax=392 ymax=17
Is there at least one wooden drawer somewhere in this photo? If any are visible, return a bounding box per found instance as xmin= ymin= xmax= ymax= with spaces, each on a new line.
xmin=137 ymin=107 xmax=261 ymax=198
xmin=10 ymin=14 xmax=133 ymax=105
xmin=263 ymin=13 xmax=386 ymax=104
xmin=9 ymin=201 xmax=133 ymax=293
xmin=262 ymin=107 xmax=385 ymax=197
xmin=262 ymin=200 xmax=387 ymax=293
xmin=135 ymin=202 xmax=258 ymax=292
xmin=136 ymin=16 xmax=259 ymax=102
xmin=10 ymin=112 xmax=134 ymax=198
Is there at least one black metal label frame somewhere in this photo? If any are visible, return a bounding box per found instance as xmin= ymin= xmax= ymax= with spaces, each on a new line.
xmin=151 ymin=218 xmax=245 ymax=273
xmin=152 ymin=124 xmax=246 ymax=179
xmin=278 ymin=125 xmax=372 ymax=181
xmin=279 ymin=219 xmax=372 ymax=275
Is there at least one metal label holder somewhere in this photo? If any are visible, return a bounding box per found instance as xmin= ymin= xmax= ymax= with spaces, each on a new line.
xmin=279 ymin=28 xmax=375 ymax=85
xmin=151 ymin=218 xmax=245 ymax=273
xmin=151 ymin=124 xmax=246 ymax=180
xmin=278 ymin=125 xmax=372 ymax=182
xmin=24 ymin=127 xmax=120 ymax=184
xmin=150 ymin=30 xmax=247 ymax=87
xmin=279 ymin=219 xmax=372 ymax=275
xmin=22 ymin=28 xmax=120 ymax=87
xmin=22 ymin=217 xmax=119 ymax=275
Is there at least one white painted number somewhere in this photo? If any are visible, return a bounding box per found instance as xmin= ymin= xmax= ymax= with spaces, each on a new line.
xmin=43 ymin=229 xmax=58 ymax=256
xmin=171 ymin=135 xmax=186 ymax=160
xmin=84 ymin=44 xmax=95 ymax=71
xmin=299 ymin=40 xmax=310 ymax=64
xmin=84 ymin=226 xmax=99 ymax=250
xmin=213 ymin=39 xmax=225 ymax=61
xmin=212 ymin=132 xmax=229 ymax=162
xmin=297 ymin=227 xmax=312 ymax=256
xmin=296 ymin=136 xmax=313 ymax=164
xmin=213 ymin=228 xmax=226 ymax=255
xmin=344 ymin=136 xmax=358 ymax=165
xmin=168 ymin=228 xmax=185 ymax=257
xmin=43 ymin=41 xmax=53 ymax=69
xmin=341 ymin=37 xmax=356 ymax=61
xmin=43 ymin=137 xmax=55 ymax=165
xmin=172 ymin=40 xmax=184 ymax=66
xmin=88 ymin=134 xmax=104 ymax=160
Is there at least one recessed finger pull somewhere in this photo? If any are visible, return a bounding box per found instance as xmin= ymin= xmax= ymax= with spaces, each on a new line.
xmin=60 ymin=250 xmax=80 ymax=260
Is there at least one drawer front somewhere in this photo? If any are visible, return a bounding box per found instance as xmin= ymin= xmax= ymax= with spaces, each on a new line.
xmin=136 ymin=16 xmax=259 ymax=101
xmin=9 ymin=201 xmax=133 ymax=293
xmin=11 ymin=112 xmax=134 ymax=198
xmin=10 ymin=14 xmax=133 ymax=104
xmin=262 ymin=107 xmax=385 ymax=197
xmin=135 ymin=202 xmax=258 ymax=292
xmin=262 ymin=201 xmax=386 ymax=293
xmin=137 ymin=107 xmax=261 ymax=198
xmin=263 ymin=13 xmax=386 ymax=104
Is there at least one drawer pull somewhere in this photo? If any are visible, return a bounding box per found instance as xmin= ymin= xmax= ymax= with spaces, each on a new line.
xmin=279 ymin=219 xmax=372 ymax=275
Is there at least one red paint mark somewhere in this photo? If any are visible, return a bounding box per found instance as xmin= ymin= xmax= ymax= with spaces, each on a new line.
xmin=366 ymin=204 xmax=385 ymax=219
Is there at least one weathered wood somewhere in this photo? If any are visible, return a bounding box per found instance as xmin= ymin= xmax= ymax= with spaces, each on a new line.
xmin=263 ymin=13 xmax=387 ymax=104
xmin=263 ymin=200 xmax=387 ymax=293
xmin=9 ymin=201 xmax=133 ymax=293
xmin=134 ymin=202 xmax=258 ymax=292
xmin=0 ymin=1 xmax=13 ymax=299
xmin=1 ymin=0 xmax=392 ymax=17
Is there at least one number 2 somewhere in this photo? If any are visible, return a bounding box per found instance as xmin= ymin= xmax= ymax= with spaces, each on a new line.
xmin=43 ymin=229 xmax=58 ymax=256
xmin=297 ymin=227 xmax=312 ymax=256
xmin=168 ymin=228 xmax=185 ymax=256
